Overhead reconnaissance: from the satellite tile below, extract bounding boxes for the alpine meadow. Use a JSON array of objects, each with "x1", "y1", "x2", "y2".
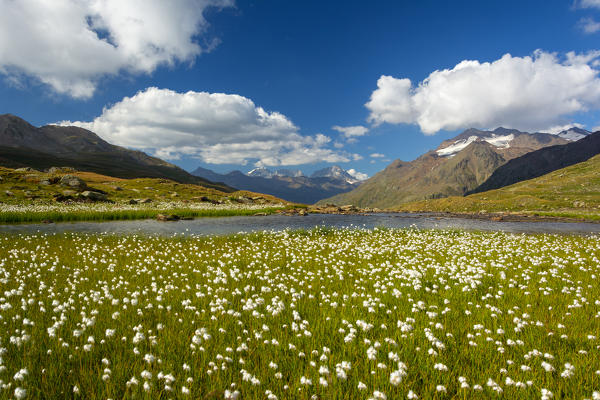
[{"x1": 1, "y1": 1, "x2": 600, "y2": 399}]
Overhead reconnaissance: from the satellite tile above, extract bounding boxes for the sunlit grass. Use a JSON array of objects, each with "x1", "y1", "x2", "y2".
[
  {"x1": 0, "y1": 204, "x2": 284, "y2": 223},
  {"x1": 0, "y1": 228, "x2": 599, "y2": 399}
]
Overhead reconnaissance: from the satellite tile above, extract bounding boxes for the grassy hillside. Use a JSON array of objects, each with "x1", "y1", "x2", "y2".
[
  {"x1": 0, "y1": 145, "x2": 233, "y2": 191},
  {"x1": 396, "y1": 154, "x2": 600, "y2": 220},
  {"x1": 0, "y1": 167, "x2": 287, "y2": 223}
]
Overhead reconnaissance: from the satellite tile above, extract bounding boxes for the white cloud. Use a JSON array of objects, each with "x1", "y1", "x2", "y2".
[
  {"x1": 580, "y1": 17, "x2": 600, "y2": 33},
  {"x1": 577, "y1": 0, "x2": 600, "y2": 8},
  {"x1": 370, "y1": 153, "x2": 385, "y2": 158},
  {"x1": 60, "y1": 87, "x2": 354, "y2": 166},
  {"x1": 366, "y1": 50, "x2": 600, "y2": 134},
  {"x1": 346, "y1": 169, "x2": 368, "y2": 181},
  {"x1": 0, "y1": 0, "x2": 232, "y2": 98},
  {"x1": 332, "y1": 125, "x2": 369, "y2": 139}
]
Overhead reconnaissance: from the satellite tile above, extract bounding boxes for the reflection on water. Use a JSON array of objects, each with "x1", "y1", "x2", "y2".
[{"x1": 0, "y1": 213, "x2": 599, "y2": 236}]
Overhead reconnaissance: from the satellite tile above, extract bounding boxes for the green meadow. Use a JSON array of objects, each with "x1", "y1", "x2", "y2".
[{"x1": 0, "y1": 228, "x2": 598, "y2": 399}]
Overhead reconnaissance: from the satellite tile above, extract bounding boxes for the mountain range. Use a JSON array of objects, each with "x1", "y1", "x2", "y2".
[
  {"x1": 321, "y1": 127, "x2": 588, "y2": 208},
  {"x1": 1, "y1": 113, "x2": 596, "y2": 209},
  {"x1": 191, "y1": 165, "x2": 362, "y2": 204},
  {"x1": 0, "y1": 114, "x2": 233, "y2": 192}
]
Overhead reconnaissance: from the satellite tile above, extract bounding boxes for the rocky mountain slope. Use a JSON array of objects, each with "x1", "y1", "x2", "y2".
[
  {"x1": 471, "y1": 130, "x2": 600, "y2": 194},
  {"x1": 398, "y1": 152, "x2": 600, "y2": 221},
  {"x1": 0, "y1": 114, "x2": 232, "y2": 192},
  {"x1": 321, "y1": 128, "x2": 569, "y2": 208},
  {"x1": 191, "y1": 165, "x2": 361, "y2": 204}
]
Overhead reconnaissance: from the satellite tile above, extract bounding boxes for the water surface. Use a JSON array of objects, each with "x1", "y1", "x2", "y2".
[{"x1": 0, "y1": 213, "x2": 598, "y2": 236}]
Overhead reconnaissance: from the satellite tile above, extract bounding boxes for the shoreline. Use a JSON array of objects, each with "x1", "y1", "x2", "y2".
[{"x1": 281, "y1": 205, "x2": 600, "y2": 224}]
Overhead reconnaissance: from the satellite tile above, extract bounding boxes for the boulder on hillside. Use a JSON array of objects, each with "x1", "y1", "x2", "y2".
[
  {"x1": 48, "y1": 167, "x2": 75, "y2": 174},
  {"x1": 59, "y1": 174, "x2": 87, "y2": 191},
  {"x1": 79, "y1": 191, "x2": 108, "y2": 202}
]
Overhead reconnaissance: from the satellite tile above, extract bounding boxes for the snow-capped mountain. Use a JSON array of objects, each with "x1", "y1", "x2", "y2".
[
  {"x1": 310, "y1": 165, "x2": 363, "y2": 184},
  {"x1": 322, "y1": 127, "x2": 568, "y2": 208},
  {"x1": 435, "y1": 127, "x2": 573, "y2": 158},
  {"x1": 192, "y1": 165, "x2": 362, "y2": 204},
  {"x1": 436, "y1": 133, "x2": 514, "y2": 157},
  {"x1": 551, "y1": 127, "x2": 591, "y2": 142},
  {"x1": 247, "y1": 167, "x2": 304, "y2": 178}
]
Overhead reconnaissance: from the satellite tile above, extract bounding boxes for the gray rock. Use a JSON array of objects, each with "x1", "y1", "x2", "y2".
[
  {"x1": 48, "y1": 167, "x2": 75, "y2": 174},
  {"x1": 59, "y1": 175, "x2": 87, "y2": 190},
  {"x1": 80, "y1": 191, "x2": 108, "y2": 201},
  {"x1": 62, "y1": 190, "x2": 77, "y2": 196},
  {"x1": 15, "y1": 167, "x2": 36, "y2": 172},
  {"x1": 39, "y1": 179, "x2": 51, "y2": 185},
  {"x1": 4, "y1": 190, "x2": 14, "y2": 196},
  {"x1": 128, "y1": 199, "x2": 138, "y2": 204},
  {"x1": 139, "y1": 198, "x2": 152, "y2": 204}
]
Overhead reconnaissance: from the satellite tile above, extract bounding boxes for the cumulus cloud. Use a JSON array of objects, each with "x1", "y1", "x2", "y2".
[
  {"x1": 577, "y1": 0, "x2": 600, "y2": 8},
  {"x1": 60, "y1": 87, "x2": 354, "y2": 166},
  {"x1": 332, "y1": 125, "x2": 369, "y2": 139},
  {"x1": 370, "y1": 153, "x2": 385, "y2": 158},
  {"x1": 0, "y1": 0, "x2": 232, "y2": 98},
  {"x1": 346, "y1": 169, "x2": 368, "y2": 181},
  {"x1": 579, "y1": 17, "x2": 600, "y2": 33},
  {"x1": 366, "y1": 50, "x2": 600, "y2": 134}
]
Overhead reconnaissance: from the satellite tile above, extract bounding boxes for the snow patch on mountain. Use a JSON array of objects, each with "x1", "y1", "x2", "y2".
[
  {"x1": 436, "y1": 134, "x2": 514, "y2": 157},
  {"x1": 310, "y1": 165, "x2": 365, "y2": 184},
  {"x1": 247, "y1": 167, "x2": 304, "y2": 178}
]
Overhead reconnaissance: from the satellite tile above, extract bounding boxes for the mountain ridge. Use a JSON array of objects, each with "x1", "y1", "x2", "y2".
[
  {"x1": 0, "y1": 114, "x2": 233, "y2": 192},
  {"x1": 470, "y1": 130, "x2": 600, "y2": 194},
  {"x1": 192, "y1": 165, "x2": 360, "y2": 204},
  {"x1": 320, "y1": 127, "x2": 569, "y2": 208}
]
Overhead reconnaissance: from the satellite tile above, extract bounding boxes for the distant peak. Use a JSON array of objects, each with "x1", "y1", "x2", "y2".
[
  {"x1": 493, "y1": 127, "x2": 520, "y2": 134},
  {"x1": 310, "y1": 165, "x2": 360, "y2": 184},
  {"x1": 247, "y1": 167, "x2": 304, "y2": 178}
]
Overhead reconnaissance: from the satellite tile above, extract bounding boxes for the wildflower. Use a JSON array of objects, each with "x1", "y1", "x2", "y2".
[
  {"x1": 541, "y1": 388, "x2": 553, "y2": 399},
  {"x1": 14, "y1": 388, "x2": 26, "y2": 400},
  {"x1": 141, "y1": 370, "x2": 152, "y2": 380},
  {"x1": 224, "y1": 389, "x2": 240, "y2": 399},
  {"x1": 541, "y1": 361, "x2": 555, "y2": 372},
  {"x1": 560, "y1": 363, "x2": 574, "y2": 378},
  {"x1": 13, "y1": 368, "x2": 27, "y2": 381},
  {"x1": 300, "y1": 376, "x2": 312, "y2": 386},
  {"x1": 372, "y1": 391, "x2": 387, "y2": 399}
]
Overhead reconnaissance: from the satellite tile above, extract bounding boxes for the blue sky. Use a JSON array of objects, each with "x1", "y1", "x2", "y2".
[{"x1": 1, "y1": 0, "x2": 600, "y2": 178}]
